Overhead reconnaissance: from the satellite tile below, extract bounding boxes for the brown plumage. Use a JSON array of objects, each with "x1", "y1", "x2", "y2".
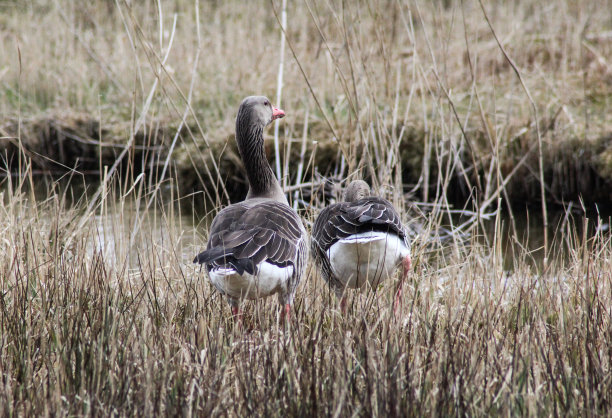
[
  {"x1": 311, "y1": 180, "x2": 411, "y2": 313},
  {"x1": 194, "y1": 96, "x2": 307, "y2": 322}
]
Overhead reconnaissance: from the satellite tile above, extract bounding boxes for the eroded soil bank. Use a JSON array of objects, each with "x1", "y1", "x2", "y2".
[{"x1": 1, "y1": 116, "x2": 611, "y2": 207}]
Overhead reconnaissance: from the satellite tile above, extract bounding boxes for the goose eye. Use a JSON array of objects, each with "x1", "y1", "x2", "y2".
[{"x1": 264, "y1": 101, "x2": 270, "y2": 107}]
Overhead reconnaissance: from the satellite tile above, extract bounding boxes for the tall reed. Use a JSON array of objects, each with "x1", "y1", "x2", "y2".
[{"x1": 0, "y1": 0, "x2": 610, "y2": 415}]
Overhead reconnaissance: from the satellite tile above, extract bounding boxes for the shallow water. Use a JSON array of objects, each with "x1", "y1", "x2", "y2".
[
  {"x1": 478, "y1": 206, "x2": 610, "y2": 270},
  {"x1": 4, "y1": 178, "x2": 610, "y2": 273}
]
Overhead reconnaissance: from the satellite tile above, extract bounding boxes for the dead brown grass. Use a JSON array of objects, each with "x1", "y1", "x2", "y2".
[
  {"x1": 0, "y1": 170, "x2": 610, "y2": 415},
  {"x1": 1, "y1": 0, "x2": 611, "y2": 415}
]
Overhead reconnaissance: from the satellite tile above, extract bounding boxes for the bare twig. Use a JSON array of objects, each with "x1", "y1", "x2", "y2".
[{"x1": 273, "y1": 0, "x2": 287, "y2": 185}]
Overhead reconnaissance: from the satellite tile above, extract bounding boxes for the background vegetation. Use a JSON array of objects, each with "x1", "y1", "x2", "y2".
[
  {"x1": 0, "y1": 0, "x2": 611, "y2": 415},
  {"x1": 2, "y1": 0, "x2": 611, "y2": 204}
]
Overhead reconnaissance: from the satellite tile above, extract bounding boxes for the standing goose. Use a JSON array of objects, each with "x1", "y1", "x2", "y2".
[
  {"x1": 194, "y1": 96, "x2": 307, "y2": 322},
  {"x1": 311, "y1": 180, "x2": 411, "y2": 313}
]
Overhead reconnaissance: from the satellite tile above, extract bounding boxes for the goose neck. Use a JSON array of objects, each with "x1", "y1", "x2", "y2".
[{"x1": 236, "y1": 123, "x2": 280, "y2": 199}]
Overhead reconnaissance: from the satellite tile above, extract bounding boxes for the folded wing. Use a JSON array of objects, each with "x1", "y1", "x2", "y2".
[
  {"x1": 312, "y1": 196, "x2": 407, "y2": 253},
  {"x1": 194, "y1": 200, "x2": 304, "y2": 275}
]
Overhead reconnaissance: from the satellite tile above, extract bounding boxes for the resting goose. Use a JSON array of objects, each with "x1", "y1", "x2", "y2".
[
  {"x1": 194, "y1": 96, "x2": 307, "y2": 322},
  {"x1": 311, "y1": 180, "x2": 411, "y2": 313}
]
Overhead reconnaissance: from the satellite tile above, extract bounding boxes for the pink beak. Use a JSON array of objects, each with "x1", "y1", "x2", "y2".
[{"x1": 272, "y1": 107, "x2": 285, "y2": 120}]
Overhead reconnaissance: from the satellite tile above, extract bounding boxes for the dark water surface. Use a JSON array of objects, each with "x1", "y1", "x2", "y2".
[
  {"x1": 481, "y1": 206, "x2": 610, "y2": 271},
  {"x1": 4, "y1": 177, "x2": 610, "y2": 272}
]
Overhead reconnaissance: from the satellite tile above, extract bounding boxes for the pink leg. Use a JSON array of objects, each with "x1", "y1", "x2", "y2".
[
  {"x1": 231, "y1": 305, "x2": 243, "y2": 328},
  {"x1": 280, "y1": 303, "x2": 291, "y2": 324},
  {"x1": 340, "y1": 295, "x2": 347, "y2": 314},
  {"x1": 394, "y1": 255, "x2": 412, "y2": 316}
]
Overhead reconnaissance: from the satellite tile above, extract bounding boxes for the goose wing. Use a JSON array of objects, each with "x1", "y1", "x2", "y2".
[
  {"x1": 194, "y1": 200, "x2": 305, "y2": 275},
  {"x1": 312, "y1": 197, "x2": 407, "y2": 253}
]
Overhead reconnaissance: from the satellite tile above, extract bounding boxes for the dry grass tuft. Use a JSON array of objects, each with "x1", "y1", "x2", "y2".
[
  {"x1": 1, "y1": 0, "x2": 611, "y2": 415},
  {"x1": 0, "y1": 174, "x2": 610, "y2": 415}
]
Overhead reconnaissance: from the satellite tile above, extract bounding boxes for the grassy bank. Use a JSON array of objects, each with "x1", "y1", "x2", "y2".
[
  {"x1": 1, "y1": 0, "x2": 612, "y2": 415},
  {"x1": 0, "y1": 169, "x2": 611, "y2": 415}
]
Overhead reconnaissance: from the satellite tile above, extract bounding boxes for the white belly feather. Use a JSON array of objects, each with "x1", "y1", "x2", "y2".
[
  {"x1": 328, "y1": 232, "x2": 409, "y2": 290},
  {"x1": 208, "y1": 262, "x2": 293, "y2": 300}
]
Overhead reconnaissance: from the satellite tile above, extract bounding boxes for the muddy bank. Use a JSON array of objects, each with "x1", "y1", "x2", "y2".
[
  {"x1": 0, "y1": 115, "x2": 172, "y2": 178},
  {"x1": 1, "y1": 116, "x2": 611, "y2": 207}
]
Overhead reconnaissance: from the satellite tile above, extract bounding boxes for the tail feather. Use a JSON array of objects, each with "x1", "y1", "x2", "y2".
[
  {"x1": 193, "y1": 247, "x2": 226, "y2": 264},
  {"x1": 193, "y1": 247, "x2": 257, "y2": 275}
]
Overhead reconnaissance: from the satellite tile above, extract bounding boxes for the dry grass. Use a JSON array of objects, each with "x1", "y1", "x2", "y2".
[
  {"x1": 0, "y1": 168, "x2": 611, "y2": 416},
  {"x1": 1, "y1": 0, "x2": 612, "y2": 415}
]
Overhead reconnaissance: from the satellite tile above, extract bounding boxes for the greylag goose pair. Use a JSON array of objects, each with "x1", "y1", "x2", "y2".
[
  {"x1": 194, "y1": 96, "x2": 410, "y2": 322},
  {"x1": 311, "y1": 180, "x2": 412, "y2": 313},
  {"x1": 194, "y1": 96, "x2": 307, "y2": 322}
]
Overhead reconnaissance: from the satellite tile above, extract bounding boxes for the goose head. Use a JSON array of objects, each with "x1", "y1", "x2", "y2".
[
  {"x1": 237, "y1": 96, "x2": 285, "y2": 130},
  {"x1": 343, "y1": 180, "x2": 371, "y2": 202}
]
